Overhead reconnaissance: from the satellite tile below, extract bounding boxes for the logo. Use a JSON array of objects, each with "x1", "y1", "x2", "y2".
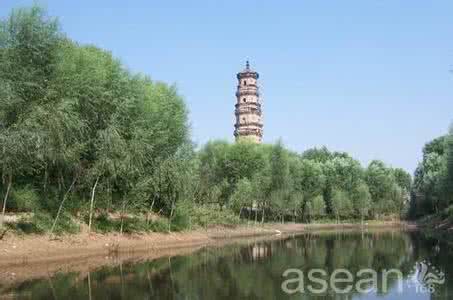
[
  {"x1": 281, "y1": 260, "x2": 446, "y2": 296},
  {"x1": 408, "y1": 260, "x2": 445, "y2": 294}
]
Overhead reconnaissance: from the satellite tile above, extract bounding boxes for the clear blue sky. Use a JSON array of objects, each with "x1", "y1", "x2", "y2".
[{"x1": 2, "y1": 0, "x2": 453, "y2": 173}]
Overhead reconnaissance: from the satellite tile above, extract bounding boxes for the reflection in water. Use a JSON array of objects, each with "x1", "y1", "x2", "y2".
[{"x1": 1, "y1": 230, "x2": 453, "y2": 299}]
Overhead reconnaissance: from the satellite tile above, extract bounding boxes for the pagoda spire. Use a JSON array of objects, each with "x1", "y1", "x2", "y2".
[{"x1": 234, "y1": 62, "x2": 263, "y2": 143}]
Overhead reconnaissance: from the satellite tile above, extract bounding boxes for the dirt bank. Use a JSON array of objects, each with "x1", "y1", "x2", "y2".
[
  {"x1": 417, "y1": 214, "x2": 453, "y2": 232},
  {"x1": 0, "y1": 221, "x2": 413, "y2": 284}
]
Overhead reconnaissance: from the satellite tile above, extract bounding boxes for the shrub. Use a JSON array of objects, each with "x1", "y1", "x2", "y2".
[
  {"x1": 9, "y1": 211, "x2": 80, "y2": 235},
  {"x1": 170, "y1": 201, "x2": 193, "y2": 231},
  {"x1": 38, "y1": 212, "x2": 80, "y2": 235},
  {"x1": 91, "y1": 213, "x2": 117, "y2": 233},
  {"x1": 149, "y1": 218, "x2": 169, "y2": 232},
  {"x1": 189, "y1": 205, "x2": 240, "y2": 228},
  {"x1": 90, "y1": 213, "x2": 170, "y2": 233},
  {"x1": 9, "y1": 185, "x2": 40, "y2": 212}
]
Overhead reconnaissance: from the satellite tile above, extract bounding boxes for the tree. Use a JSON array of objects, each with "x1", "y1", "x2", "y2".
[
  {"x1": 0, "y1": 6, "x2": 63, "y2": 227},
  {"x1": 269, "y1": 140, "x2": 290, "y2": 192},
  {"x1": 393, "y1": 168, "x2": 412, "y2": 194},
  {"x1": 353, "y1": 183, "x2": 371, "y2": 224},
  {"x1": 411, "y1": 151, "x2": 446, "y2": 217},
  {"x1": 390, "y1": 183, "x2": 405, "y2": 218},
  {"x1": 251, "y1": 169, "x2": 271, "y2": 224},
  {"x1": 0, "y1": 4, "x2": 425, "y2": 232},
  {"x1": 288, "y1": 192, "x2": 304, "y2": 222},
  {"x1": 365, "y1": 160, "x2": 404, "y2": 217},
  {"x1": 230, "y1": 178, "x2": 253, "y2": 218},
  {"x1": 322, "y1": 156, "x2": 362, "y2": 216},
  {"x1": 311, "y1": 195, "x2": 326, "y2": 220},
  {"x1": 331, "y1": 189, "x2": 353, "y2": 223},
  {"x1": 0, "y1": 130, "x2": 31, "y2": 227},
  {"x1": 291, "y1": 158, "x2": 325, "y2": 199},
  {"x1": 444, "y1": 127, "x2": 453, "y2": 206},
  {"x1": 270, "y1": 189, "x2": 288, "y2": 223}
]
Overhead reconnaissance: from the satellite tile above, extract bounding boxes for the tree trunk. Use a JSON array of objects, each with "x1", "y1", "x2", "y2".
[
  {"x1": 107, "y1": 180, "x2": 112, "y2": 211},
  {"x1": 120, "y1": 195, "x2": 127, "y2": 235},
  {"x1": 88, "y1": 176, "x2": 100, "y2": 233},
  {"x1": 147, "y1": 197, "x2": 156, "y2": 225},
  {"x1": 59, "y1": 170, "x2": 65, "y2": 194},
  {"x1": 261, "y1": 204, "x2": 265, "y2": 224},
  {"x1": 0, "y1": 175, "x2": 12, "y2": 228},
  {"x1": 43, "y1": 167, "x2": 48, "y2": 195},
  {"x1": 150, "y1": 197, "x2": 156, "y2": 212},
  {"x1": 50, "y1": 175, "x2": 77, "y2": 237},
  {"x1": 168, "y1": 201, "x2": 175, "y2": 233}
]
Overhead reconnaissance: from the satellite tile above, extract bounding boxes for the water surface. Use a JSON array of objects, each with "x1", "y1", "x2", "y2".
[{"x1": 2, "y1": 229, "x2": 452, "y2": 299}]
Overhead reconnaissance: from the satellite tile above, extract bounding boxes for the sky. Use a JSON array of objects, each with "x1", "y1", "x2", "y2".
[{"x1": 2, "y1": 0, "x2": 453, "y2": 173}]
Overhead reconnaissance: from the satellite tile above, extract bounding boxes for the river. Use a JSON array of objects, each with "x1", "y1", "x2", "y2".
[{"x1": 1, "y1": 229, "x2": 451, "y2": 299}]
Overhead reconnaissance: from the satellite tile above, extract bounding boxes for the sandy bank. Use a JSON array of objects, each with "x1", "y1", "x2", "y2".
[{"x1": 0, "y1": 221, "x2": 414, "y2": 284}]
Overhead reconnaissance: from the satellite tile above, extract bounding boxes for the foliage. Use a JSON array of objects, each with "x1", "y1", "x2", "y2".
[
  {"x1": 10, "y1": 211, "x2": 79, "y2": 235},
  {"x1": 188, "y1": 205, "x2": 241, "y2": 228},
  {"x1": 0, "y1": 5, "x2": 413, "y2": 233},
  {"x1": 353, "y1": 183, "x2": 372, "y2": 221},
  {"x1": 0, "y1": 5, "x2": 188, "y2": 232},
  {"x1": 230, "y1": 178, "x2": 253, "y2": 217},
  {"x1": 410, "y1": 125, "x2": 453, "y2": 220},
  {"x1": 331, "y1": 189, "x2": 353, "y2": 221},
  {"x1": 89, "y1": 213, "x2": 170, "y2": 233},
  {"x1": 311, "y1": 195, "x2": 326, "y2": 219},
  {"x1": 9, "y1": 185, "x2": 40, "y2": 212}
]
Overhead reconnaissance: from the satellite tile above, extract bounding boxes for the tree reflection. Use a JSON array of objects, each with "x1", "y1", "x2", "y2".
[{"x1": 3, "y1": 230, "x2": 453, "y2": 299}]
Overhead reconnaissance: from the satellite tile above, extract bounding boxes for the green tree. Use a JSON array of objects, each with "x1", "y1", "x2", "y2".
[
  {"x1": 311, "y1": 195, "x2": 326, "y2": 220},
  {"x1": 331, "y1": 189, "x2": 353, "y2": 222},
  {"x1": 266, "y1": 140, "x2": 290, "y2": 222},
  {"x1": 230, "y1": 178, "x2": 253, "y2": 218},
  {"x1": 353, "y1": 183, "x2": 372, "y2": 224},
  {"x1": 444, "y1": 127, "x2": 453, "y2": 206}
]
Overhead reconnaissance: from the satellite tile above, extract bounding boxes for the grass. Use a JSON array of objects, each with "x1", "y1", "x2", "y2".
[
  {"x1": 5, "y1": 206, "x2": 240, "y2": 236},
  {"x1": 7, "y1": 211, "x2": 80, "y2": 235},
  {"x1": 87, "y1": 213, "x2": 170, "y2": 234},
  {"x1": 4, "y1": 205, "x2": 405, "y2": 237}
]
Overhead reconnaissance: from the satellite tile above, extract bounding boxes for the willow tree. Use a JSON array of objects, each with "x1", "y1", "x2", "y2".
[
  {"x1": 230, "y1": 178, "x2": 254, "y2": 219},
  {"x1": 353, "y1": 183, "x2": 372, "y2": 224},
  {"x1": 0, "y1": 5, "x2": 191, "y2": 232},
  {"x1": 0, "y1": 6, "x2": 63, "y2": 226},
  {"x1": 445, "y1": 127, "x2": 453, "y2": 207},
  {"x1": 331, "y1": 189, "x2": 353, "y2": 223},
  {"x1": 311, "y1": 195, "x2": 326, "y2": 220},
  {"x1": 0, "y1": 130, "x2": 32, "y2": 227}
]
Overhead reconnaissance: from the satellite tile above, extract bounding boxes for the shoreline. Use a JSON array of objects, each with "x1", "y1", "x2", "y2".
[
  {"x1": 0, "y1": 221, "x2": 414, "y2": 266},
  {"x1": 0, "y1": 221, "x2": 414, "y2": 284}
]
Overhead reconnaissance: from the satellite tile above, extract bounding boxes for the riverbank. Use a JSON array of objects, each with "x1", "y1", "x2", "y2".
[
  {"x1": 415, "y1": 213, "x2": 453, "y2": 247},
  {"x1": 417, "y1": 213, "x2": 453, "y2": 231},
  {"x1": 0, "y1": 221, "x2": 415, "y2": 287},
  {"x1": 0, "y1": 221, "x2": 415, "y2": 297},
  {"x1": 0, "y1": 221, "x2": 413, "y2": 268}
]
